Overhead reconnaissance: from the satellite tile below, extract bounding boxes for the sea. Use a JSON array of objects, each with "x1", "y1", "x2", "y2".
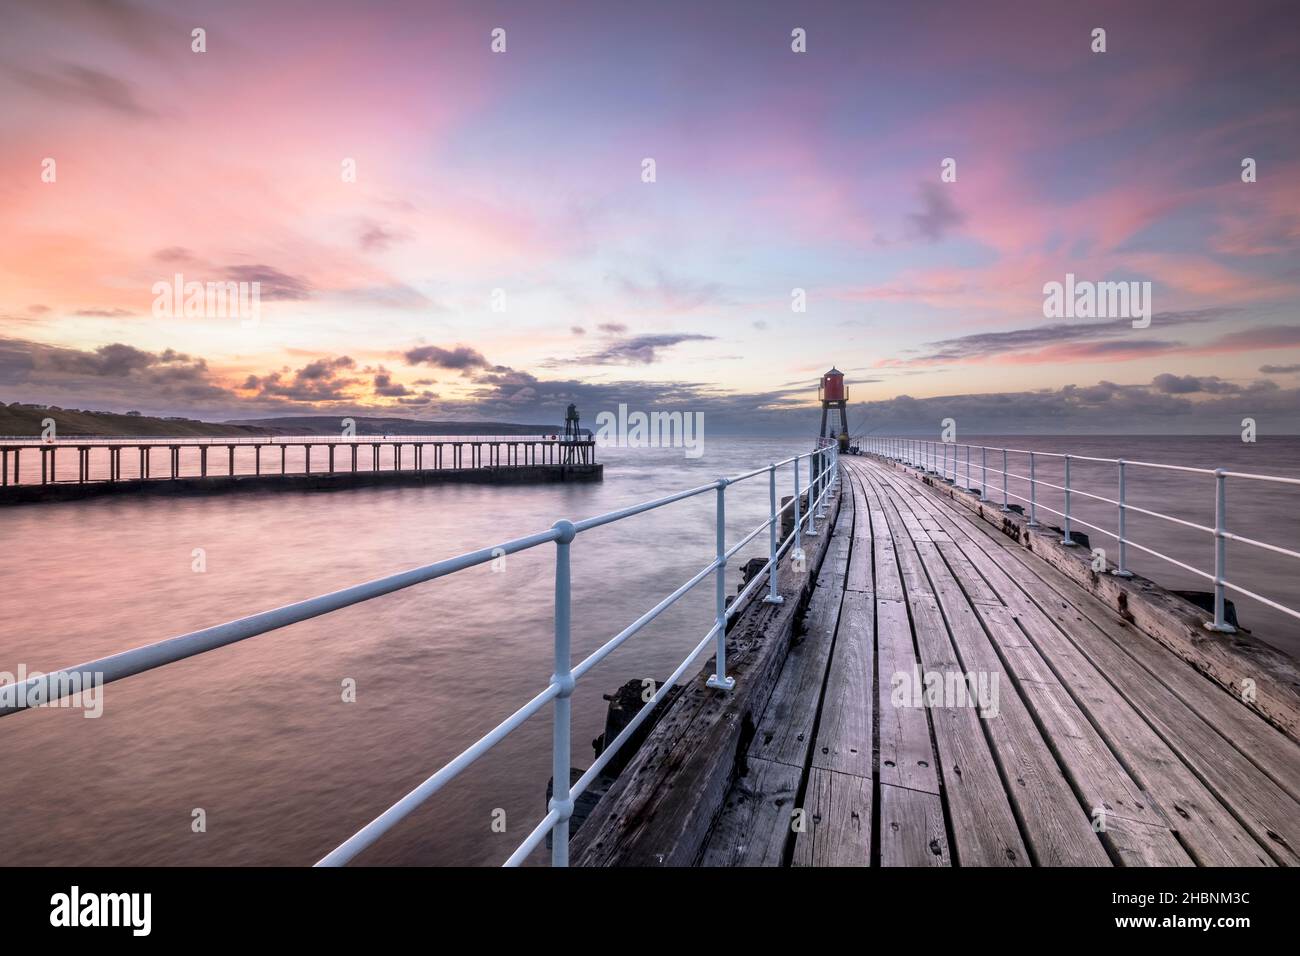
[{"x1": 1, "y1": 434, "x2": 1296, "y2": 865}]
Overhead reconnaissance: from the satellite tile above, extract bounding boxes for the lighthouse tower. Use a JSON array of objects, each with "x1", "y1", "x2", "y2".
[
  {"x1": 561, "y1": 403, "x2": 587, "y2": 464},
  {"x1": 819, "y1": 367, "x2": 850, "y2": 451}
]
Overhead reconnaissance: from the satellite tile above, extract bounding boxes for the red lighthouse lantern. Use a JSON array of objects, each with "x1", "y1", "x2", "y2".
[
  {"x1": 820, "y1": 368, "x2": 845, "y2": 403},
  {"x1": 818, "y1": 367, "x2": 850, "y2": 450}
]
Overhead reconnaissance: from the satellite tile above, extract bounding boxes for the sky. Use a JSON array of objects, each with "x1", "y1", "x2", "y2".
[{"x1": 1, "y1": 0, "x2": 1299, "y2": 434}]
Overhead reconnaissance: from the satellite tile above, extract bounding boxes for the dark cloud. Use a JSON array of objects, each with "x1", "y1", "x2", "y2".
[
  {"x1": 48, "y1": 342, "x2": 161, "y2": 377},
  {"x1": 242, "y1": 356, "x2": 358, "y2": 402},
  {"x1": 913, "y1": 309, "x2": 1232, "y2": 363},
  {"x1": 1151, "y1": 373, "x2": 1240, "y2": 395},
  {"x1": 597, "y1": 322, "x2": 628, "y2": 334},
  {"x1": 554, "y1": 333, "x2": 715, "y2": 366},
  {"x1": 404, "y1": 345, "x2": 490, "y2": 371},
  {"x1": 17, "y1": 0, "x2": 188, "y2": 58},
  {"x1": 153, "y1": 247, "x2": 195, "y2": 264},
  {"x1": 571, "y1": 326, "x2": 586, "y2": 335},
  {"x1": 358, "y1": 221, "x2": 410, "y2": 252},
  {"x1": 7, "y1": 63, "x2": 156, "y2": 117},
  {"x1": 372, "y1": 368, "x2": 411, "y2": 397},
  {"x1": 1261, "y1": 364, "x2": 1300, "y2": 374},
  {"x1": 907, "y1": 182, "x2": 965, "y2": 242},
  {"x1": 72, "y1": 308, "x2": 134, "y2": 318},
  {"x1": 0, "y1": 337, "x2": 235, "y2": 411},
  {"x1": 223, "y1": 265, "x2": 312, "y2": 301}
]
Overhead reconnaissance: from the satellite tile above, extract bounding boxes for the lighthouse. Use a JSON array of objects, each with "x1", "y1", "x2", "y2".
[{"x1": 819, "y1": 367, "x2": 850, "y2": 451}]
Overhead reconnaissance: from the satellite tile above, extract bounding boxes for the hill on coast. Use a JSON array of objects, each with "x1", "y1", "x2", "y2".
[
  {"x1": 224, "y1": 415, "x2": 570, "y2": 436},
  {"x1": 0, "y1": 403, "x2": 274, "y2": 438},
  {"x1": 0, "y1": 404, "x2": 573, "y2": 438}
]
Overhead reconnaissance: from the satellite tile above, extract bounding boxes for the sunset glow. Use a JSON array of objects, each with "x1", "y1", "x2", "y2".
[{"x1": 2, "y1": 0, "x2": 1298, "y2": 432}]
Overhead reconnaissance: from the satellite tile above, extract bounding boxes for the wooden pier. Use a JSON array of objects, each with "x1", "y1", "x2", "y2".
[
  {"x1": 0, "y1": 436, "x2": 600, "y2": 504},
  {"x1": 573, "y1": 455, "x2": 1300, "y2": 867}
]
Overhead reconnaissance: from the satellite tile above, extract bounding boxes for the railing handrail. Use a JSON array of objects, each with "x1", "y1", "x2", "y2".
[
  {"x1": 863, "y1": 437, "x2": 1300, "y2": 629},
  {"x1": 0, "y1": 441, "x2": 841, "y2": 869},
  {"x1": 0, "y1": 434, "x2": 592, "y2": 446}
]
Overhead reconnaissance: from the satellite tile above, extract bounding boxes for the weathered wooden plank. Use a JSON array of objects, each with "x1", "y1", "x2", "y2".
[
  {"x1": 936, "y1": 540, "x2": 1001, "y2": 606},
  {"x1": 880, "y1": 783, "x2": 951, "y2": 866},
  {"x1": 810, "y1": 591, "x2": 874, "y2": 777},
  {"x1": 872, "y1": 520, "x2": 904, "y2": 601},
  {"x1": 791, "y1": 768, "x2": 871, "y2": 867},
  {"x1": 844, "y1": 543, "x2": 874, "y2": 594},
  {"x1": 877, "y1": 598, "x2": 941, "y2": 795},
  {"x1": 1102, "y1": 815, "x2": 1196, "y2": 867},
  {"x1": 699, "y1": 756, "x2": 802, "y2": 866},
  {"x1": 844, "y1": 483, "x2": 873, "y2": 592},
  {"x1": 750, "y1": 526, "x2": 850, "y2": 768}
]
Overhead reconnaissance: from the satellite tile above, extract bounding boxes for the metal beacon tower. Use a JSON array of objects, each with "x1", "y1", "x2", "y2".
[{"x1": 819, "y1": 367, "x2": 850, "y2": 451}]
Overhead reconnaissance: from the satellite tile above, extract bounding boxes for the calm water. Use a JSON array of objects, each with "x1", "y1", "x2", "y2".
[{"x1": 1, "y1": 435, "x2": 1296, "y2": 866}]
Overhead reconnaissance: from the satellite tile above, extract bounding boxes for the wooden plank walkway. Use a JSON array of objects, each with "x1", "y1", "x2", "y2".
[{"x1": 699, "y1": 455, "x2": 1300, "y2": 866}]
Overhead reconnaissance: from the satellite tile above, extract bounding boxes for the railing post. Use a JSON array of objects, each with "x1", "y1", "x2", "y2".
[
  {"x1": 1028, "y1": 452, "x2": 1038, "y2": 527},
  {"x1": 965, "y1": 444, "x2": 971, "y2": 491},
  {"x1": 1206, "y1": 469, "x2": 1236, "y2": 633},
  {"x1": 707, "y1": 479, "x2": 736, "y2": 691},
  {"x1": 764, "y1": 463, "x2": 784, "y2": 605},
  {"x1": 794, "y1": 454, "x2": 803, "y2": 560},
  {"x1": 806, "y1": 453, "x2": 820, "y2": 536},
  {"x1": 1061, "y1": 455, "x2": 1075, "y2": 546},
  {"x1": 1001, "y1": 448, "x2": 1010, "y2": 512},
  {"x1": 980, "y1": 447, "x2": 988, "y2": 501},
  {"x1": 815, "y1": 448, "x2": 827, "y2": 518},
  {"x1": 548, "y1": 519, "x2": 577, "y2": 865},
  {"x1": 1114, "y1": 460, "x2": 1132, "y2": 576}
]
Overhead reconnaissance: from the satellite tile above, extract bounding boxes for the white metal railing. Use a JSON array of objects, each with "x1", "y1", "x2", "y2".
[
  {"x1": 862, "y1": 437, "x2": 1300, "y2": 632},
  {"x1": 0, "y1": 443, "x2": 839, "y2": 866}
]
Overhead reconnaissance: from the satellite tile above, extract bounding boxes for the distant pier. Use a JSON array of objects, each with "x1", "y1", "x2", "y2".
[{"x1": 0, "y1": 435, "x2": 600, "y2": 504}]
